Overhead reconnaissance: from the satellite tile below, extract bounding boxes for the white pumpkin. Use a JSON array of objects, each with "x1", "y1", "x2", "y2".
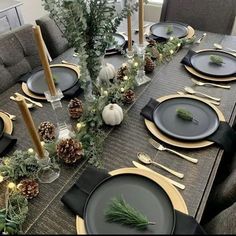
[
  {"x1": 99, "y1": 63, "x2": 116, "y2": 83},
  {"x1": 102, "y1": 103, "x2": 123, "y2": 126}
]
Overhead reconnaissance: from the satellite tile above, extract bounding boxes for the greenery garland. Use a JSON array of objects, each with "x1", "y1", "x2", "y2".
[{"x1": 0, "y1": 36, "x2": 194, "y2": 234}]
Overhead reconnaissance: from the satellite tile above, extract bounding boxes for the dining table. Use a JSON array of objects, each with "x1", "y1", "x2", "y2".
[{"x1": 0, "y1": 20, "x2": 236, "y2": 234}]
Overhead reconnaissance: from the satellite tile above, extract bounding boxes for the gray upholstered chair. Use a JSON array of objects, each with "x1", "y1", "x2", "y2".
[
  {"x1": 203, "y1": 202, "x2": 236, "y2": 234},
  {"x1": 36, "y1": 15, "x2": 69, "y2": 59},
  {"x1": 0, "y1": 24, "x2": 41, "y2": 93},
  {"x1": 160, "y1": 0, "x2": 236, "y2": 35}
]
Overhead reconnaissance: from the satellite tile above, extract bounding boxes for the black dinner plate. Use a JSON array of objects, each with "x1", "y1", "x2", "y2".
[
  {"x1": 190, "y1": 50, "x2": 236, "y2": 77},
  {"x1": 106, "y1": 33, "x2": 126, "y2": 54},
  {"x1": 27, "y1": 66, "x2": 79, "y2": 95},
  {"x1": 83, "y1": 174, "x2": 175, "y2": 234},
  {"x1": 153, "y1": 97, "x2": 220, "y2": 141},
  {"x1": 150, "y1": 22, "x2": 188, "y2": 39},
  {"x1": 0, "y1": 117, "x2": 4, "y2": 138}
]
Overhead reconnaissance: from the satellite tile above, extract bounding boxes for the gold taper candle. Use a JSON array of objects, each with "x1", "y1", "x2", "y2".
[
  {"x1": 127, "y1": 11, "x2": 132, "y2": 51},
  {"x1": 15, "y1": 96, "x2": 45, "y2": 159},
  {"x1": 33, "y1": 25, "x2": 57, "y2": 96},
  {"x1": 138, "y1": 0, "x2": 144, "y2": 44}
]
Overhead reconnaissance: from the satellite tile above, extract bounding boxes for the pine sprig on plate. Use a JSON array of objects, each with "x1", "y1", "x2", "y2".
[
  {"x1": 209, "y1": 55, "x2": 224, "y2": 65},
  {"x1": 176, "y1": 108, "x2": 198, "y2": 124},
  {"x1": 105, "y1": 196, "x2": 156, "y2": 231}
]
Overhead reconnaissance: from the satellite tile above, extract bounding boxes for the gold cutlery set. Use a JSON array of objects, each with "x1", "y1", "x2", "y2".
[
  {"x1": 10, "y1": 93, "x2": 43, "y2": 108},
  {"x1": 3, "y1": 93, "x2": 43, "y2": 121},
  {"x1": 177, "y1": 78, "x2": 231, "y2": 106}
]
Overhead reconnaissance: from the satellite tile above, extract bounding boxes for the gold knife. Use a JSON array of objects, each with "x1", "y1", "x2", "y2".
[
  {"x1": 14, "y1": 92, "x2": 43, "y2": 108},
  {"x1": 132, "y1": 161, "x2": 185, "y2": 190}
]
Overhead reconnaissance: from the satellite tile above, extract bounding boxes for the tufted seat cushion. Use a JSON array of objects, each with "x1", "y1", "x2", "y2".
[{"x1": 0, "y1": 24, "x2": 41, "y2": 93}]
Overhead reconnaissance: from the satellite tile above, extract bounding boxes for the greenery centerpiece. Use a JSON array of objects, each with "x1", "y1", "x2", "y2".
[{"x1": 42, "y1": 0, "x2": 138, "y2": 101}]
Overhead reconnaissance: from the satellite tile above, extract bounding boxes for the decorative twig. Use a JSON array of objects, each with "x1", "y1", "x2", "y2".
[
  {"x1": 176, "y1": 108, "x2": 199, "y2": 124},
  {"x1": 105, "y1": 196, "x2": 156, "y2": 231}
]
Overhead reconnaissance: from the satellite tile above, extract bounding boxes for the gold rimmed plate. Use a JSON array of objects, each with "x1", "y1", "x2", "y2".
[
  {"x1": 144, "y1": 94, "x2": 225, "y2": 149},
  {"x1": 0, "y1": 112, "x2": 13, "y2": 135},
  {"x1": 76, "y1": 167, "x2": 188, "y2": 234},
  {"x1": 21, "y1": 64, "x2": 80, "y2": 100},
  {"x1": 184, "y1": 49, "x2": 236, "y2": 82}
]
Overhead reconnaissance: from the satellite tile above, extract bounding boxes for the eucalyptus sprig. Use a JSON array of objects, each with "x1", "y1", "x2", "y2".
[
  {"x1": 105, "y1": 196, "x2": 156, "y2": 231},
  {"x1": 210, "y1": 55, "x2": 224, "y2": 66},
  {"x1": 176, "y1": 108, "x2": 198, "y2": 124}
]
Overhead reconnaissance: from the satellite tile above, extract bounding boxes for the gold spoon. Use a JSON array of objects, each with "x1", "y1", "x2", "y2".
[
  {"x1": 184, "y1": 86, "x2": 221, "y2": 101},
  {"x1": 213, "y1": 43, "x2": 236, "y2": 53},
  {"x1": 137, "y1": 152, "x2": 184, "y2": 179},
  {"x1": 10, "y1": 96, "x2": 35, "y2": 109}
]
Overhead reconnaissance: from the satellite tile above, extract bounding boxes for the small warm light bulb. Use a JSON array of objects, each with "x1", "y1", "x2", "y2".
[
  {"x1": 170, "y1": 50, "x2": 174, "y2": 55},
  {"x1": 28, "y1": 148, "x2": 34, "y2": 154},
  {"x1": 169, "y1": 36, "x2": 174, "y2": 41},
  {"x1": 177, "y1": 43, "x2": 181, "y2": 47},
  {"x1": 8, "y1": 182, "x2": 16, "y2": 189},
  {"x1": 123, "y1": 76, "x2": 128, "y2": 81},
  {"x1": 134, "y1": 62, "x2": 138, "y2": 67},
  {"x1": 41, "y1": 141, "x2": 45, "y2": 147},
  {"x1": 120, "y1": 88, "x2": 125, "y2": 92},
  {"x1": 0, "y1": 175, "x2": 4, "y2": 183},
  {"x1": 103, "y1": 91, "x2": 108, "y2": 96}
]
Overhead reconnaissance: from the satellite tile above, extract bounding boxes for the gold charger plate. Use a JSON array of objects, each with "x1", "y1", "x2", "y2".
[
  {"x1": 21, "y1": 64, "x2": 81, "y2": 100},
  {"x1": 184, "y1": 49, "x2": 236, "y2": 82},
  {"x1": 145, "y1": 94, "x2": 225, "y2": 149},
  {"x1": 0, "y1": 112, "x2": 13, "y2": 134},
  {"x1": 76, "y1": 167, "x2": 188, "y2": 234}
]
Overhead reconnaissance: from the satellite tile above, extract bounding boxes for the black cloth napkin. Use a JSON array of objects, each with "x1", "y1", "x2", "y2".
[
  {"x1": 180, "y1": 50, "x2": 197, "y2": 67},
  {"x1": 0, "y1": 133, "x2": 17, "y2": 157},
  {"x1": 61, "y1": 166, "x2": 206, "y2": 234},
  {"x1": 141, "y1": 98, "x2": 236, "y2": 154}
]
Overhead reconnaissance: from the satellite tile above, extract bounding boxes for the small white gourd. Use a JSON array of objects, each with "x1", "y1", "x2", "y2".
[
  {"x1": 102, "y1": 103, "x2": 123, "y2": 126},
  {"x1": 99, "y1": 63, "x2": 116, "y2": 84}
]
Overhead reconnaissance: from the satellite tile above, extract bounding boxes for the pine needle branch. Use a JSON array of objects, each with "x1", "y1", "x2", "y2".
[{"x1": 105, "y1": 196, "x2": 155, "y2": 231}]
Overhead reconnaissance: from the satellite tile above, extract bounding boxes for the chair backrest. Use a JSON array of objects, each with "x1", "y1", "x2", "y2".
[
  {"x1": 36, "y1": 15, "x2": 69, "y2": 59},
  {"x1": 203, "y1": 202, "x2": 236, "y2": 234},
  {"x1": 160, "y1": 0, "x2": 236, "y2": 35},
  {"x1": 0, "y1": 24, "x2": 41, "y2": 93}
]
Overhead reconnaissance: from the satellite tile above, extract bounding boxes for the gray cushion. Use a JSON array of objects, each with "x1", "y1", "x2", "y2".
[
  {"x1": 36, "y1": 15, "x2": 69, "y2": 59},
  {"x1": 0, "y1": 24, "x2": 41, "y2": 93},
  {"x1": 160, "y1": 0, "x2": 236, "y2": 35},
  {"x1": 204, "y1": 203, "x2": 236, "y2": 234}
]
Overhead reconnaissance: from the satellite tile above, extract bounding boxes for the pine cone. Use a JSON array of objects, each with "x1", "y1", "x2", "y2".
[
  {"x1": 116, "y1": 65, "x2": 128, "y2": 81},
  {"x1": 151, "y1": 47, "x2": 160, "y2": 60},
  {"x1": 56, "y1": 138, "x2": 84, "y2": 164},
  {"x1": 145, "y1": 56, "x2": 155, "y2": 73},
  {"x1": 68, "y1": 98, "x2": 83, "y2": 119},
  {"x1": 123, "y1": 90, "x2": 135, "y2": 104},
  {"x1": 147, "y1": 38, "x2": 157, "y2": 46},
  {"x1": 38, "y1": 121, "x2": 56, "y2": 141},
  {"x1": 18, "y1": 179, "x2": 39, "y2": 199}
]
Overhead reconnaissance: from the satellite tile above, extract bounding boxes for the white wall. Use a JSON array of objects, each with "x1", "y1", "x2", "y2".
[
  {"x1": 19, "y1": 0, "x2": 236, "y2": 35},
  {"x1": 20, "y1": 0, "x2": 47, "y2": 25}
]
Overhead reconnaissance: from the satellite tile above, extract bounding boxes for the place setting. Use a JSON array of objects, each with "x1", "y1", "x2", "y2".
[
  {"x1": 61, "y1": 165, "x2": 206, "y2": 235},
  {"x1": 145, "y1": 21, "x2": 195, "y2": 42},
  {"x1": 140, "y1": 94, "x2": 236, "y2": 153},
  {"x1": 181, "y1": 48, "x2": 236, "y2": 82}
]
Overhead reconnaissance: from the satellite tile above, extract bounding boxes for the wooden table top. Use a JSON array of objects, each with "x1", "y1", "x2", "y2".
[{"x1": 0, "y1": 24, "x2": 236, "y2": 234}]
